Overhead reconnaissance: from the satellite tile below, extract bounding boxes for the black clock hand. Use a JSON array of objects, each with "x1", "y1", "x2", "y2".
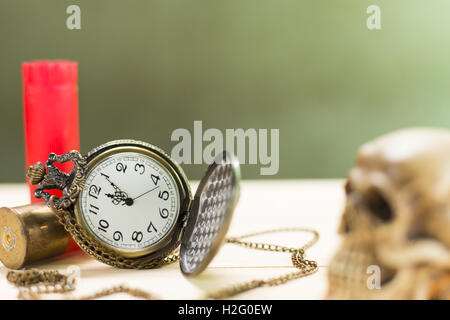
[
  {"x1": 122, "y1": 186, "x2": 160, "y2": 206},
  {"x1": 133, "y1": 185, "x2": 160, "y2": 201},
  {"x1": 103, "y1": 175, "x2": 121, "y2": 192},
  {"x1": 106, "y1": 191, "x2": 129, "y2": 205},
  {"x1": 101, "y1": 174, "x2": 129, "y2": 205}
]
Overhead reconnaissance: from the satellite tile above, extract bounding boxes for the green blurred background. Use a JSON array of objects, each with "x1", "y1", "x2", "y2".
[{"x1": 1, "y1": 0, "x2": 449, "y2": 181}]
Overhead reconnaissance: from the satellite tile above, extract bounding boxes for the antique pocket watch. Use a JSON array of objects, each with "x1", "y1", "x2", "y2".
[{"x1": 27, "y1": 140, "x2": 240, "y2": 275}]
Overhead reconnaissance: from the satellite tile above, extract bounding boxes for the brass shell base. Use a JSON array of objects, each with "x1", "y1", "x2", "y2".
[{"x1": 0, "y1": 203, "x2": 69, "y2": 269}]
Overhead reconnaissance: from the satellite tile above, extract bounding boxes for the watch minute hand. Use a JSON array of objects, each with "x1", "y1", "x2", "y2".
[
  {"x1": 108, "y1": 179, "x2": 120, "y2": 191},
  {"x1": 102, "y1": 174, "x2": 122, "y2": 192}
]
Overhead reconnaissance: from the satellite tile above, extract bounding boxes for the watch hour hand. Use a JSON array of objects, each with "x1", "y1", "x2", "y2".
[
  {"x1": 106, "y1": 191, "x2": 129, "y2": 206},
  {"x1": 101, "y1": 174, "x2": 132, "y2": 206}
]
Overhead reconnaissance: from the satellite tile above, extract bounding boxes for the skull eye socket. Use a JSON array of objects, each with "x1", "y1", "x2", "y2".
[
  {"x1": 344, "y1": 181, "x2": 352, "y2": 195},
  {"x1": 363, "y1": 189, "x2": 394, "y2": 223}
]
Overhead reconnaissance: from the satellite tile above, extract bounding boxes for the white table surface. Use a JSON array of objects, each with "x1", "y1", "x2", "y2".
[{"x1": 0, "y1": 180, "x2": 345, "y2": 300}]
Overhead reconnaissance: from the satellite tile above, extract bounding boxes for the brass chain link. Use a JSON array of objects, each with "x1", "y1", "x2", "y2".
[
  {"x1": 6, "y1": 269, "x2": 161, "y2": 300},
  {"x1": 7, "y1": 227, "x2": 319, "y2": 300},
  {"x1": 207, "y1": 228, "x2": 319, "y2": 299}
]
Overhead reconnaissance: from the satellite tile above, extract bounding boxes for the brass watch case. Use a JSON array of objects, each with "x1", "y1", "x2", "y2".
[
  {"x1": 73, "y1": 140, "x2": 192, "y2": 260},
  {"x1": 27, "y1": 140, "x2": 241, "y2": 272}
]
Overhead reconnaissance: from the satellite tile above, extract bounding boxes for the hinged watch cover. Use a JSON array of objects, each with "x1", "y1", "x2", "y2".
[{"x1": 180, "y1": 151, "x2": 240, "y2": 276}]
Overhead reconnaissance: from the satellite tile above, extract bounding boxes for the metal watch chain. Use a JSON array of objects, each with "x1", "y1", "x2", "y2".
[{"x1": 7, "y1": 228, "x2": 319, "y2": 300}]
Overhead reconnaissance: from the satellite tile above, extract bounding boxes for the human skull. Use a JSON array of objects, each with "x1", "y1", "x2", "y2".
[{"x1": 327, "y1": 128, "x2": 450, "y2": 299}]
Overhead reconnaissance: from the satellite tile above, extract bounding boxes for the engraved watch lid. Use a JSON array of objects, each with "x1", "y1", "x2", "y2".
[{"x1": 179, "y1": 151, "x2": 240, "y2": 276}]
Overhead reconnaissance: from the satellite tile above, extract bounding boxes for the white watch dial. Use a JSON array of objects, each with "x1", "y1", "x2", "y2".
[{"x1": 79, "y1": 151, "x2": 181, "y2": 254}]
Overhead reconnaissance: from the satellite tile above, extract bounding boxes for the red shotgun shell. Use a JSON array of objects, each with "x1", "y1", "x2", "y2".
[{"x1": 22, "y1": 60, "x2": 80, "y2": 252}]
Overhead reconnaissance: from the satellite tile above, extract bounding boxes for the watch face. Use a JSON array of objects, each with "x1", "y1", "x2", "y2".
[{"x1": 77, "y1": 148, "x2": 182, "y2": 258}]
